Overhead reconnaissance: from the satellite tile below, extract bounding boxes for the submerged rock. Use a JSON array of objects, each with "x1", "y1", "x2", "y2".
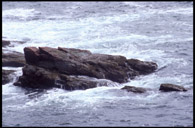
[
  {"x1": 2, "y1": 69, "x2": 15, "y2": 85},
  {"x1": 159, "y1": 83, "x2": 187, "y2": 92},
  {"x1": 2, "y1": 40, "x2": 10, "y2": 47},
  {"x1": 3, "y1": 39, "x2": 27, "y2": 48},
  {"x1": 2, "y1": 52, "x2": 25, "y2": 67},
  {"x1": 121, "y1": 85, "x2": 147, "y2": 93}
]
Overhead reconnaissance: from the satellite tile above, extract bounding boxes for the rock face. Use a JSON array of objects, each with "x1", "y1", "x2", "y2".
[
  {"x1": 121, "y1": 86, "x2": 147, "y2": 93},
  {"x1": 2, "y1": 52, "x2": 25, "y2": 67},
  {"x1": 159, "y1": 83, "x2": 187, "y2": 92},
  {"x1": 14, "y1": 47, "x2": 158, "y2": 90},
  {"x1": 14, "y1": 65, "x2": 109, "y2": 90},
  {"x1": 127, "y1": 59, "x2": 158, "y2": 75},
  {"x1": 23, "y1": 47, "x2": 157, "y2": 83},
  {"x1": 2, "y1": 69, "x2": 15, "y2": 85}
]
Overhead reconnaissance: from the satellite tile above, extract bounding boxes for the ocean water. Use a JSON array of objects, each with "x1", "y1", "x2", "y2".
[{"x1": 2, "y1": 2, "x2": 193, "y2": 127}]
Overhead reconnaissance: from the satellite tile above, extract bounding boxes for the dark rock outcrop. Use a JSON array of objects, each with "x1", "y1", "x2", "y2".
[
  {"x1": 2, "y1": 69, "x2": 15, "y2": 84},
  {"x1": 2, "y1": 52, "x2": 25, "y2": 67},
  {"x1": 127, "y1": 59, "x2": 158, "y2": 75},
  {"x1": 14, "y1": 65, "x2": 109, "y2": 90},
  {"x1": 23, "y1": 47, "x2": 157, "y2": 83},
  {"x1": 121, "y1": 85, "x2": 147, "y2": 93},
  {"x1": 159, "y1": 83, "x2": 187, "y2": 92},
  {"x1": 2, "y1": 40, "x2": 10, "y2": 47},
  {"x1": 14, "y1": 46, "x2": 158, "y2": 90}
]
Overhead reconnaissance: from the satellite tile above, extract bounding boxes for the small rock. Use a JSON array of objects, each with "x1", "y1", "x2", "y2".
[
  {"x1": 159, "y1": 83, "x2": 187, "y2": 92},
  {"x1": 2, "y1": 51, "x2": 25, "y2": 67},
  {"x1": 121, "y1": 85, "x2": 147, "y2": 93},
  {"x1": 2, "y1": 40, "x2": 10, "y2": 47}
]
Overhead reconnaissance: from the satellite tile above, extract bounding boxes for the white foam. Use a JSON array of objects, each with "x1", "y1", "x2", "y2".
[
  {"x1": 160, "y1": 7, "x2": 193, "y2": 15},
  {"x1": 2, "y1": 11, "x2": 142, "y2": 53},
  {"x1": 157, "y1": 56, "x2": 188, "y2": 71},
  {"x1": 2, "y1": 67, "x2": 22, "y2": 71},
  {"x1": 124, "y1": 72, "x2": 192, "y2": 89},
  {"x1": 3, "y1": 8, "x2": 41, "y2": 20},
  {"x1": 123, "y1": 2, "x2": 146, "y2": 8},
  {"x1": 16, "y1": 86, "x2": 126, "y2": 109},
  {"x1": 3, "y1": 83, "x2": 24, "y2": 94},
  {"x1": 2, "y1": 8, "x2": 181, "y2": 63}
]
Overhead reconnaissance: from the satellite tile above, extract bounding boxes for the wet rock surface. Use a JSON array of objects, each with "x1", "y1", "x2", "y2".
[
  {"x1": 159, "y1": 83, "x2": 187, "y2": 92},
  {"x1": 2, "y1": 51, "x2": 25, "y2": 67},
  {"x1": 121, "y1": 85, "x2": 147, "y2": 93},
  {"x1": 14, "y1": 46, "x2": 158, "y2": 90},
  {"x1": 127, "y1": 59, "x2": 158, "y2": 75},
  {"x1": 14, "y1": 65, "x2": 109, "y2": 90},
  {"x1": 24, "y1": 47, "x2": 157, "y2": 83}
]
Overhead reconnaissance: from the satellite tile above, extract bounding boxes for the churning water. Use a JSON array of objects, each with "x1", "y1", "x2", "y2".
[{"x1": 2, "y1": 2, "x2": 193, "y2": 127}]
